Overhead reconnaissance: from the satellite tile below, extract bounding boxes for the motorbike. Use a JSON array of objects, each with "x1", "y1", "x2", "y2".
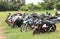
[{"x1": 33, "y1": 20, "x2": 56, "y2": 34}]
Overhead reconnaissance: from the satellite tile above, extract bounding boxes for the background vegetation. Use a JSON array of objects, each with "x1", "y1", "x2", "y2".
[{"x1": 0, "y1": 0, "x2": 60, "y2": 11}]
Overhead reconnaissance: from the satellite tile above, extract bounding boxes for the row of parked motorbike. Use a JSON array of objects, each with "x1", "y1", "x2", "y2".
[{"x1": 5, "y1": 12, "x2": 60, "y2": 34}]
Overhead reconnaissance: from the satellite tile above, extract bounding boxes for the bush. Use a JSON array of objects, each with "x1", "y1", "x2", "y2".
[
  {"x1": 7, "y1": 2, "x2": 13, "y2": 10},
  {"x1": 27, "y1": 3, "x2": 34, "y2": 11},
  {"x1": 0, "y1": 2, "x2": 21, "y2": 11},
  {"x1": 0, "y1": 2, "x2": 7, "y2": 11},
  {"x1": 56, "y1": 2, "x2": 60, "y2": 10},
  {"x1": 22, "y1": 3, "x2": 41, "y2": 11},
  {"x1": 32, "y1": 5, "x2": 43, "y2": 11},
  {"x1": 0, "y1": 1, "x2": 60, "y2": 11},
  {"x1": 7, "y1": 2, "x2": 21, "y2": 11},
  {"x1": 20, "y1": 5, "x2": 29, "y2": 11},
  {"x1": 20, "y1": 3, "x2": 44, "y2": 11},
  {"x1": 40, "y1": 2, "x2": 54, "y2": 10}
]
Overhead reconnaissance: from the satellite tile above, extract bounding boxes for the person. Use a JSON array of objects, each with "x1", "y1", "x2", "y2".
[
  {"x1": 5, "y1": 13, "x2": 12, "y2": 26},
  {"x1": 48, "y1": 13, "x2": 52, "y2": 18},
  {"x1": 45, "y1": 12, "x2": 49, "y2": 16},
  {"x1": 55, "y1": 12, "x2": 58, "y2": 16},
  {"x1": 45, "y1": 12, "x2": 52, "y2": 20},
  {"x1": 22, "y1": 13, "x2": 27, "y2": 18},
  {"x1": 7, "y1": 13, "x2": 11, "y2": 20},
  {"x1": 55, "y1": 11, "x2": 60, "y2": 16},
  {"x1": 8, "y1": 13, "x2": 11, "y2": 16}
]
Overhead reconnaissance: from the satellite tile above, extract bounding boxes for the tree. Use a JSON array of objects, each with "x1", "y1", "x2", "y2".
[
  {"x1": 56, "y1": 2, "x2": 60, "y2": 10},
  {"x1": 43, "y1": 0, "x2": 60, "y2": 10}
]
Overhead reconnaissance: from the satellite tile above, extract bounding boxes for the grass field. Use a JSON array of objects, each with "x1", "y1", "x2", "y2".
[{"x1": 0, "y1": 10, "x2": 60, "y2": 39}]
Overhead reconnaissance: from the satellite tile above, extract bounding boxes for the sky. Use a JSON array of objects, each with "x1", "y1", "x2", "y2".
[{"x1": 25, "y1": 0, "x2": 44, "y2": 4}]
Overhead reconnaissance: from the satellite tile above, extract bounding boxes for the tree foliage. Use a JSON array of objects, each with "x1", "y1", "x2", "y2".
[
  {"x1": 0, "y1": 2, "x2": 21, "y2": 11},
  {"x1": 0, "y1": 0, "x2": 60, "y2": 11}
]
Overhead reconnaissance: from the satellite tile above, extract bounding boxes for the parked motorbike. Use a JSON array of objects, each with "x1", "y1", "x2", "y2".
[{"x1": 33, "y1": 20, "x2": 56, "y2": 34}]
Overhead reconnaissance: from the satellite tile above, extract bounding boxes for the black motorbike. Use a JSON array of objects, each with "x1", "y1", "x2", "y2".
[{"x1": 33, "y1": 20, "x2": 56, "y2": 34}]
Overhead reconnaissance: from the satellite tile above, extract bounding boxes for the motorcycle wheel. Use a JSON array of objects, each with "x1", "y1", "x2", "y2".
[
  {"x1": 20, "y1": 24, "x2": 27, "y2": 32},
  {"x1": 50, "y1": 24, "x2": 56, "y2": 32},
  {"x1": 33, "y1": 26, "x2": 40, "y2": 35}
]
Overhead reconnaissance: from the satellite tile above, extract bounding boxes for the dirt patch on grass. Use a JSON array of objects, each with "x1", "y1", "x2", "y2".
[{"x1": 0, "y1": 26, "x2": 5, "y2": 39}]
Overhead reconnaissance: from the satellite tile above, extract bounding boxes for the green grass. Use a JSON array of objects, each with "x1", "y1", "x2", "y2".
[{"x1": 0, "y1": 10, "x2": 60, "y2": 39}]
